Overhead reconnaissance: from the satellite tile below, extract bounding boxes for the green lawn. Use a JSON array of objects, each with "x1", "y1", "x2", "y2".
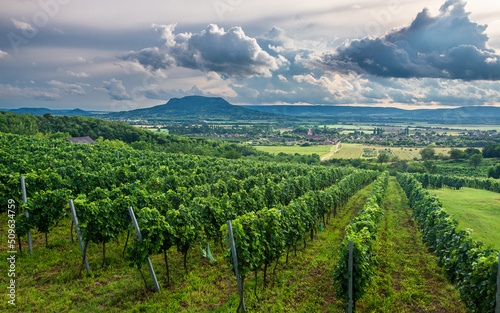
[
  {"x1": 430, "y1": 187, "x2": 500, "y2": 249},
  {"x1": 254, "y1": 145, "x2": 333, "y2": 157}
]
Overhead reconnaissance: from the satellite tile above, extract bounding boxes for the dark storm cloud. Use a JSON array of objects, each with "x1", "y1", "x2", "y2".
[
  {"x1": 319, "y1": 0, "x2": 500, "y2": 80},
  {"x1": 120, "y1": 47, "x2": 174, "y2": 72},
  {"x1": 120, "y1": 23, "x2": 283, "y2": 77}
]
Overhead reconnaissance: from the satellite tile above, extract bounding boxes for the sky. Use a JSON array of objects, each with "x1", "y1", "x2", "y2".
[{"x1": 1, "y1": 0, "x2": 500, "y2": 111}]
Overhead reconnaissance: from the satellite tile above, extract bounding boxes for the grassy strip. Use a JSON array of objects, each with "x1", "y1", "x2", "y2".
[
  {"x1": 333, "y1": 172, "x2": 389, "y2": 310},
  {"x1": 357, "y1": 177, "x2": 465, "y2": 312}
]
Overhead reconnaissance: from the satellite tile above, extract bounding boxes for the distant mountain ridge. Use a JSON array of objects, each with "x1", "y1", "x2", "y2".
[
  {"x1": 3, "y1": 96, "x2": 500, "y2": 122},
  {"x1": 103, "y1": 96, "x2": 287, "y2": 121},
  {"x1": 3, "y1": 108, "x2": 108, "y2": 116},
  {"x1": 243, "y1": 104, "x2": 500, "y2": 122}
]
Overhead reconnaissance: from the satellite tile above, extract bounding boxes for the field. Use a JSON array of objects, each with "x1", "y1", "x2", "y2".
[
  {"x1": 430, "y1": 187, "x2": 500, "y2": 249},
  {"x1": 322, "y1": 122, "x2": 500, "y2": 132},
  {"x1": 391, "y1": 148, "x2": 421, "y2": 160},
  {"x1": 330, "y1": 144, "x2": 469, "y2": 160},
  {"x1": 254, "y1": 145, "x2": 333, "y2": 157},
  {"x1": 330, "y1": 144, "x2": 420, "y2": 160}
]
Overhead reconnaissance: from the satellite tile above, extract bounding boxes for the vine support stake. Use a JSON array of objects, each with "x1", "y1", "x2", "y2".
[
  {"x1": 348, "y1": 240, "x2": 353, "y2": 313},
  {"x1": 20, "y1": 176, "x2": 33, "y2": 256},
  {"x1": 69, "y1": 199, "x2": 90, "y2": 273},
  {"x1": 128, "y1": 206, "x2": 160, "y2": 292},
  {"x1": 227, "y1": 221, "x2": 246, "y2": 312},
  {"x1": 496, "y1": 251, "x2": 500, "y2": 313}
]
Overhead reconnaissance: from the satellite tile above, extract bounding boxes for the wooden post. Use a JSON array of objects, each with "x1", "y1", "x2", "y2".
[
  {"x1": 20, "y1": 176, "x2": 32, "y2": 255},
  {"x1": 69, "y1": 199, "x2": 90, "y2": 273},
  {"x1": 128, "y1": 207, "x2": 160, "y2": 292},
  {"x1": 227, "y1": 221, "x2": 246, "y2": 312},
  {"x1": 496, "y1": 251, "x2": 500, "y2": 313},
  {"x1": 348, "y1": 240, "x2": 353, "y2": 313}
]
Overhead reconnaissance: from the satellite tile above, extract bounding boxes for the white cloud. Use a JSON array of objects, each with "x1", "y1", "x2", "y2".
[
  {"x1": 101, "y1": 78, "x2": 131, "y2": 100},
  {"x1": 11, "y1": 18, "x2": 35, "y2": 31},
  {"x1": 121, "y1": 23, "x2": 285, "y2": 78},
  {"x1": 66, "y1": 70, "x2": 89, "y2": 78},
  {"x1": 0, "y1": 50, "x2": 8, "y2": 59}
]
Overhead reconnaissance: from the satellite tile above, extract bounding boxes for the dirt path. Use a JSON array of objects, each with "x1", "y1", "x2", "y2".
[{"x1": 321, "y1": 142, "x2": 341, "y2": 162}]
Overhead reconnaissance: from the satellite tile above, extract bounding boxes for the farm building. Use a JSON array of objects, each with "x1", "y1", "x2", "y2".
[{"x1": 65, "y1": 136, "x2": 95, "y2": 144}]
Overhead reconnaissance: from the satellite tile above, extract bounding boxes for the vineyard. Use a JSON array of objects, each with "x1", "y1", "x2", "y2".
[{"x1": 0, "y1": 132, "x2": 499, "y2": 312}]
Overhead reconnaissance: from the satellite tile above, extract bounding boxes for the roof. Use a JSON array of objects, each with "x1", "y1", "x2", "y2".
[{"x1": 66, "y1": 136, "x2": 95, "y2": 144}]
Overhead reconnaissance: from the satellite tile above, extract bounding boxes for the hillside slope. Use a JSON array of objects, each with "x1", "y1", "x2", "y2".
[{"x1": 104, "y1": 96, "x2": 287, "y2": 121}]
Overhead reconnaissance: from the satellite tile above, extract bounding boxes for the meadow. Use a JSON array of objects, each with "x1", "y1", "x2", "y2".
[
  {"x1": 254, "y1": 145, "x2": 334, "y2": 157},
  {"x1": 430, "y1": 187, "x2": 500, "y2": 250},
  {"x1": 328, "y1": 144, "x2": 471, "y2": 161}
]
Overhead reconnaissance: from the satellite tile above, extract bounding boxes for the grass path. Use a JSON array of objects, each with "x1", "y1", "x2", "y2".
[
  {"x1": 241, "y1": 179, "x2": 376, "y2": 312},
  {"x1": 357, "y1": 177, "x2": 465, "y2": 312}
]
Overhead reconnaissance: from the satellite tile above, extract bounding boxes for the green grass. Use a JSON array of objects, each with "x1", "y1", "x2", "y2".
[
  {"x1": 359, "y1": 177, "x2": 465, "y2": 312},
  {"x1": 430, "y1": 187, "x2": 500, "y2": 249},
  {"x1": 254, "y1": 145, "x2": 333, "y2": 157}
]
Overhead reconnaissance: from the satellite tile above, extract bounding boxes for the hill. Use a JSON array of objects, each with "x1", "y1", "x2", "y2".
[
  {"x1": 4, "y1": 108, "x2": 107, "y2": 116},
  {"x1": 243, "y1": 105, "x2": 500, "y2": 122},
  {"x1": 0, "y1": 110, "x2": 279, "y2": 161},
  {"x1": 103, "y1": 96, "x2": 287, "y2": 121}
]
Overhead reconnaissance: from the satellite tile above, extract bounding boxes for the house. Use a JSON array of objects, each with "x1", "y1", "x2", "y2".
[
  {"x1": 307, "y1": 135, "x2": 323, "y2": 141},
  {"x1": 66, "y1": 136, "x2": 95, "y2": 144}
]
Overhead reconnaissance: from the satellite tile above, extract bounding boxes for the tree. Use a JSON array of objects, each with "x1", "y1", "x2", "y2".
[
  {"x1": 377, "y1": 153, "x2": 390, "y2": 164},
  {"x1": 488, "y1": 164, "x2": 500, "y2": 179},
  {"x1": 406, "y1": 162, "x2": 427, "y2": 173},
  {"x1": 468, "y1": 154, "x2": 483, "y2": 169},
  {"x1": 390, "y1": 156, "x2": 400, "y2": 163},
  {"x1": 448, "y1": 148, "x2": 466, "y2": 160},
  {"x1": 423, "y1": 160, "x2": 437, "y2": 174},
  {"x1": 465, "y1": 148, "x2": 481, "y2": 156},
  {"x1": 419, "y1": 147, "x2": 435, "y2": 160},
  {"x1": 482, "y1": 144, "x2": 500, "y2": 158}
]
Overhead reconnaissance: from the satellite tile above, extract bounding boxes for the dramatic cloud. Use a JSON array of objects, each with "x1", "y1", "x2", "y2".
[
  {"x1": 121, "y1": 47, "x2": 174, "y2": 72},
  {"x1": 2, "y1": 0, "x2": 499, "y2": 110},
  {"x1": 101, "y1": 79, "x2": 131, "y2": 100},
  {"x1": 319, "y1": 0, "x2": 500, "y2": 80},
  {"x1": 121, "y1": 23, "x2": 284, "y2": 77}
]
